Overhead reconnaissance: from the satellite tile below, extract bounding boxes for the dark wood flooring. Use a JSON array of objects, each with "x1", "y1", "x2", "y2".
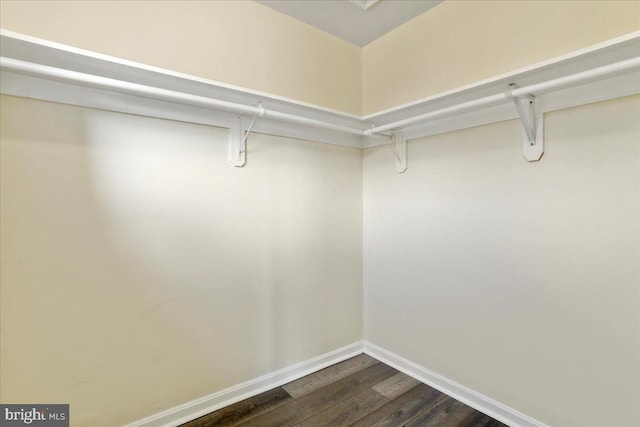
[{"x1": 181, "y1": 354, "x2": 507, "y2": 427}]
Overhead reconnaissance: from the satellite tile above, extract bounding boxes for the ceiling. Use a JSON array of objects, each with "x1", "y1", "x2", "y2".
[{"x1": 256, "y1": 0, "x2": 443, "y2": 47}]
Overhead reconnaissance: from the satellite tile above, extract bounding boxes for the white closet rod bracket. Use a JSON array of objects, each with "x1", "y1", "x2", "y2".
[
  {"x1": 368, "y1": 127, "x2": 404, "y2": 173},
  {"x1": 507, "y1": 84, "x2": 544, "y2": 162},
  {"x1": 229, "y1": 115, "x2": 245, "y2": 167},
  {"x1": 394, "y1": 130, "x2": 407, "y2": 173},
  {"x1": 229, "y1": 104, "x2": 265, "y2": 167}
]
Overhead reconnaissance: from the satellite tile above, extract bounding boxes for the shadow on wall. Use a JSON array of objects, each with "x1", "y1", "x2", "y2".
[{"x1": 0, "y1": 96, "x2": 364, "y2": 426}]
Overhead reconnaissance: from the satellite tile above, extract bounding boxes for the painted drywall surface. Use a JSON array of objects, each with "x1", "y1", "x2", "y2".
[
  {"x1": 0, "y1": 0, "x2": 362, "y2": 114},
  {"x1": 0, "y1": 95, "x2": 363, "y2": 426},
  {"x1": 363, "y1": 96, "x2": 640, "y2": 426},
  {"x1": 362, "y1": 0, "x2": 640, "y2": 114}
]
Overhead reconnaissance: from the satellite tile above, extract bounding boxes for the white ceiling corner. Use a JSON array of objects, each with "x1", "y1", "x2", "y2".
[
  {"x1": 256, "y1": 0, "x2": 443, "y2": 46},
  {"x1": 347, "y1": 0, "x2": 380, "y2": 11}
]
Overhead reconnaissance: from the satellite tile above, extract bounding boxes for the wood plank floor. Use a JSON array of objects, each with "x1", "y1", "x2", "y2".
[{"x1": 181, "y1": 354, "x2": 507, "y2": 427}]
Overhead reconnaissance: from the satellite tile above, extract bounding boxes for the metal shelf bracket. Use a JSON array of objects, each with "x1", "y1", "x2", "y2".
[
  {"x1": 229, "y1": 103, "x2": 265, "y2": 167},
  {"x1": 508, "y1": 84, "x2": 544, "y2": 162},
  {"x1": 229, "y1": 115, "x2": 245, "y2": 167},
  {"x1": 394, "y1": 130, "x2": 407, "y2": 173}
]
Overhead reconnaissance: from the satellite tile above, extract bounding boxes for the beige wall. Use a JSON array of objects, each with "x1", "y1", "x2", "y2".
[
  {"x1": 0, "y1": 0, "x2": 362, "y2": 114},
  {"x1": 0, "y1": 95, "x2": 363, "y2": 426},
  {"x1": 363, "y1": 95, "x2": 640, "y2": 426},
  {"x1": 362, "y1": 0, "x2": 640, "y2": 114}
]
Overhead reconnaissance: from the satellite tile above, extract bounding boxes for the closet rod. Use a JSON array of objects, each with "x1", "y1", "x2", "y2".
[
  {"x1": 364, "y1": 56, "x2": 640, "y2": 136},
  {"x1": 2, "y1": 56, "x2": 639, "y2": 139},
  {"x1": 0, "y1": 56, "x2": 365, "y2": 136}
]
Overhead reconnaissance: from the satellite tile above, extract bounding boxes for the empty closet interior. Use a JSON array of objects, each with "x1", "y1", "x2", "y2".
[{"x1": 1, "y1": 1, "x2": 639, "y2": 426}]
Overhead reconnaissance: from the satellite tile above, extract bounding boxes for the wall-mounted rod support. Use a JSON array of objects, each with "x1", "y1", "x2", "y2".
[
  {"x1": 521, "y1": 113, "x2": 544, "y2": 162},
  {"x1": 505, "y1": 84, "x2": 544, "y2": 162},
  {"x1": 507, "y1": 85, "x2": 544, "y2": 162},
  {"x1": 229, "y1": 115, "x2": 245, "y2": 167},
  {"x1": 509, "y1": 86, "x2": 536, "y2": 144},
  {"x1": 229, "y1": 104, "x2": 265, "y2": 167},
  {"x1": 394, "y1": 130, "x2": 407, "y2": 173}
]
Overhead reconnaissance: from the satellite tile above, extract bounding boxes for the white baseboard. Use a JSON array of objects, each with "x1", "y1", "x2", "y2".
[
  {"x1": 126, "y1": 340, "x2": 547, "y2": 427},
  {"x1": 124, "y1": 341, "x2": 363, "y2": 427},
  {"x1": 362, "y1": 341, "x2": 549, "y2": 427}
]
